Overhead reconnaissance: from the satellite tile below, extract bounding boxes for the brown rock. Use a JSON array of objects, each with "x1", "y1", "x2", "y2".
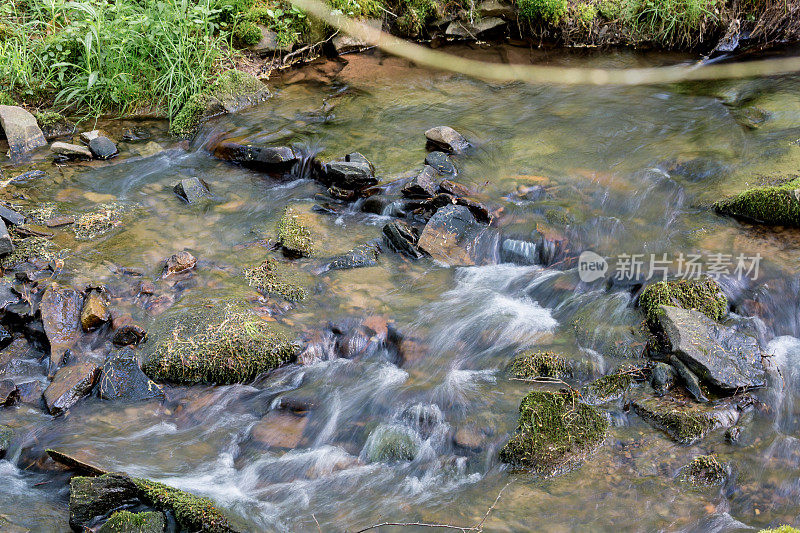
[
  {"x1": 163, "y1": 251, "x2": 196, "y2": 276},
  {"x1": 45, "y1": 215, "x2": 75, "y2": 227},
  {"x1": 138, "y1": 280, "x2": 156, "y2": 295},
  {"x1": 80, "y1": 290, "x2": 110, "y2": 331},
  {"x1": 43, "y1": 362, "x2": 101, "y2": 415},
  {"x1": 39, "y1": 283, "x2": 83, "y2": 372},
  {"x1": 0, "y1": 379, "x2": 19, "y2": 406},
  {"x1": 453, "y1": 427, "x2": 483, "y2": 452},
  {"x1": 438, "y1": 179, "x2": 472, "y2": 197},
  {"x1": 250, "y1": 411, "x2": 308, "y2": 449},
  {"x1": 111, "y1": 322, "x2": 147, "y2": 347}
]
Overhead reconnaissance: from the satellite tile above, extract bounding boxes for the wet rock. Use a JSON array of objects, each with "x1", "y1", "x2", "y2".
[
  {"x1": 499, "y1": 390, "x2": 608, "y2": 476},
  {"x1": 382, "y1": 220, "x2": 423, "y2": 259},
  {"x1": 628, "y1": 388, "x2": 745, "y2": 444},
  {"x1": 121, "y1": 128, "x2": 151, "y2": 143},
  {"x1": 45, "y1": 215, "x2": 75, "y2": 227},
  {"x1": 681, "y1": 454, "x2": 726, "y2": 486},
  {"x1": 515, "y1": 184, "x2": 547, "y2": 201},
  {"x1": 658, "y1": 305, "x2": 766, "y2": 391},
  {"x1": 50, "y1": 141, "x2": 93, "y2": 160},
  {"x1": 99, "y1": 510, "x2": 166, "y2": 533},
  {"x1": 363, "y1": 424, "x2": 421, "y2": 462},
  {"x1": 322, "y1": 160, "x2": 378, "y2": 191},
  {"x1": 46, "y1": 449, "x2": 110, "y2": 476},
  {"x1": 69, "y1": 473, "x2": 140, "y2": 530},
  {"x1": 725, "y1": 425, "x2": 742, "y2": 444},
  {"x1": 455, "y1": 196, "x2": 492, "y2": 224},
  {"x1": 499, "y1": 238, "x2": 537, "y2": 264},
  {"x1": 650, "y1": 362, "x2": 676, "y2": 395},
  {"x1": 0, "y1": 425, "x2": 12, "y2": 458},
  {"x1": 0, "y1": 105, "x2": 47, "y2": 158},
  {"x1": 250, "y1": 411, "x2": 308, "y2": 449},
  {"x1": 39, "y1": 283, "x2": 83, "y2": 370},
  {"x1": 43, "y1": 361, "x2": 101, "y2": 415},
  {"x1": 81, "y1": 289, "x2": 110, "y2": 331},
  {"x1": 425, "y1": 151, "x2": 456, "y2": 175},
  {"x1": 445, "y1": 16, "x2": 507, "y2": 38},
  {"x1": 138, "y1": 280, "x2": 156, "y2": 295},
  {"x1": 580, "y1": 369, "x2": 639, "y2": 405},
  {"x1": 0, "y1": 204, "x2": 26, "y2": 226},
  {"x1": 162, "y1": 251, "x2": 196, "y2": 276},
  {"x1": 0, "y1": 219, "x2": 13, "y2": 256},
  {"x1": 277, "y1": 207, "x2": 314, "y2": 257},
  {"x1": 111, "y1": 323, "x2": 147, "y2": 347},
  {"x1": 438, "y1": 179, "x2": 472, "y2": 197},
  {"x1": 343, "y1": 152, "x2": 375, "y2": 173},
  {"x1": 670, "y1": 355, "x2": 708, "y2": 402},
  {"x1": 132, "y1": 477, "x2": 238, "y2": 532},
  {"x1": 417, "y1": 204, "x2": 484, "y2": 266},
  {"x1": 713, "y1": 176, "x2": 800, "y2": 226},
  {"x1": 173, "y1": 177, "x2": 212, "y2": 204},
  {"x1": 401, "y1": 165, "x2": 438, "y2": 198},
  {"x1": 79, "y1": 130, "x2": 110, "y2": 144},
  {"x1": 88, "y1": 135, "x2": 119, "y2": 160},
  {"x1": 36, "y1": 113, "x2": 75, "y2": 140},
  {"x1": 425, "y1": 126, "x2": 469, "y2": 154},
  {"x1": 731, "y1": 106, "x2": 769, "y2": 129},
  {"x1": 322, "y1": 240, "x2": 381, "y2": 271},
  {"x1": 212, "y1": 141, "x2": 298, "y2": 173},
  {"x1": 453, "y1": 427, "x2": 483, "y2": 452},
  {"x1": 0, "y1": 379, "x2": 19, "y2": 405},
  {"x1": 639, "y1": 277, "x2": 727, "y2": 333},
  {"x1": 99, "y1": 348, "x2": 165, "y2": 402},
  {"x1": 16, "y1": 380, "x2": 45, "y2": 405}
]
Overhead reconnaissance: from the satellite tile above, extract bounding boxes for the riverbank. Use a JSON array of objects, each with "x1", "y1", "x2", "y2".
[{"x1": 1, "y1": 0, "x2": 799, "y2": 135}]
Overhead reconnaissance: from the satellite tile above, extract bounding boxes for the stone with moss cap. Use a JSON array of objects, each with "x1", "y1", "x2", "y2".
[
  {"x1": 758, "y1": 527, "x2": 800, "y2": 533},
  {"x1": 681, "y1": 454, "x2": 726, "y2": 486},
  {"x1": 639, "y1": 277, "x2": 727, "y2": 332},
  {"x1": 714, "y1": 177, "x2": 800, "y2": 226},
  {"x1": 277, "y1": 207, "x2": 314, "y2": 257},
  {"x1": 499, "y1": 389, "x2": 608, "y2": 476},
  {"x1": 143, "y1": 305, "x2": 298, "y2": 384},
  {"x1": 508, "y1": 350, "x2": 571, "y2": 379},
  {"x1": 98, "y1": 510, "x2": 166, "y2": 533},
  {"x1": 579, "y1": 365, "x2": 646, "y2": 405},
  {"x1": 133, "y1": 478, "x2": 238, "y2": 533},
  {"x1": 70, "y1": 474, "x2": 141, "y2": 530},
  {"x1": 244, "y1": 258, "x2": 309, "y2": 301}
]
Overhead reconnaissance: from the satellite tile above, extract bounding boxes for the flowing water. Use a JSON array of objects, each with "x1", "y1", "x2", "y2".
[{"x1": 2, "y1": 46, "x2": 800, "y2": 532}]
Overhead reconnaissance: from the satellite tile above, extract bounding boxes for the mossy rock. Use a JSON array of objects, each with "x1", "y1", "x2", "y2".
[
  {"x1": 629, "y1": 390, "x2": 734, "y2": 444},
  {"x1": 509, "y1": 350, "x2": 571, "y2": 379},
  {"x1": 99, "y1": 510, "x2": 166, "y2": 533},
  {"x1": 639, "y1": 278, "x2": 727, "y2": 333},
  {"x1": 277, "y1": 207, "x2": 314, "y2": 257},
  {"x1": 244, "y1": 257, "x2": 309, "y2": 301},
  {"x1": 499, "y1": 390, "x2": 608, "y2": 476},
  {"x1": 758, "y1": 527, "x2": 800, "y2": 533},
  {"x1": 133, "y1": 478, "x2": 238, "y2": 533},
  {"x1": 714, "y1": 177, "x2": 800, "y2": 226},
  {"x1": 681, "y1": 454, "x2": 725, "y2": 486},
  {"x1": 74, "y1": 203, "x2": 133, "y2": 240},
  {"x1": 70, "y1": 474, "x2": 140, "y2": 530},
  {"x1": 1, "y1": 230, "x2": 62, "y2": 269},
  {"x1": 579, "y1": 365, "x2": 646, "y2": 405},
  {"x1": 364, "y1": 424, "x2": 421, "y2": 463},
  {"x1": 143, "y1": 304, "x2": 298, "y2": 384}
]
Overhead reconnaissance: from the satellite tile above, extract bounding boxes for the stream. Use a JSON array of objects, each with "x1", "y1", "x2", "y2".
[{"x1": 2, "y1": 45, "x2": 800, "y2": 532}]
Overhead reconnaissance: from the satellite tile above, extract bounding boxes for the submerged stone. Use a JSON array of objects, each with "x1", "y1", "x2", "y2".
[
  {"x1": 417, "y1": 204, "x2": 485, "y2": 266},
  {"x1": 425, "y1": 151, "x2": 456, "y2": 175},
  {"x1": 508, "y1": 350, "x2": 571, "y2": 379},
  {"x1": 39, "y1": 282, "x2": 83, "y2": 370},
  {"x1": 579, "y1": 369, "x2": 639, "y2": 405},
  {"x1": 425, "y1": 126, "x2": 469, "y2": 154},
  {"x1": 46, "y1": 449, "x2": 109, "y2": 476},
  {"x1": 99, "y1": 349, "x2": 165, "y2": 402},
  {"x1": 98, "y1": 510, "x2": 166, "y2": 533},
  {"x1": 81, "y1": 289, "x2": 110, "y2": 331},
  {"x1": 714, "y1": 177, "x2": 800, "y2": 226},
  {"x1": 43, "y1": 361, "x2": 101, "y2": 415},
  {"x1": 681, "y1": 454, "x2": 726, "y2": 486},
  {"x1": 322, "y1": 240, "x2": 381, "y2": 272},
  {"x1": 0, "y1": 105, "x2": 47, "y2": 158},
  {"x1": 243, "y1": 258, "x2": 308, "y2": 301},
  {"x1": 162, "y1": 251, "x2": 196, "y2": 276},
  {"x1": 658, "y1": 305, "x2": 766, "y2": 391},
  {"x1": 277, "y1": 207, "x2": 314, "y2": 257},
  {"x1": 173, "y1": 177, "x2": 211, "y2": 204},
  {"x1": 363, "y1": 424, "x2": 421, "y2": 463},
  {"x1": 499, "y1": 390, "x2": 608, "y2": 476}
]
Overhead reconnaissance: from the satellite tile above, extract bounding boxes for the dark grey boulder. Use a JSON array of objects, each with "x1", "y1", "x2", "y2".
[
  {"x1": 658, "y1": 305, "x2": 766, "y2": 391},
  {"x1": 425, "y1": 151, "x2": 456, "y2": 175},
  {"x1": 323, "y1": 240, "x2": 381, "y2": 272},
  {"x1": 88, "y1": 136, "x2": 118, "y2": 160},
  {"x1": 417, "y1": 204, "x2": 485, "y2": 266},
  {"x1": 44, "y1": 361, "x2": 101, "y2": 415},
  {"x1": 425, "y1": 126, "x2": 469, "y2": 154},
  {"x1": 0, "y1": 105, "x2": 47, "y2": 159},
  {"x1": 382, "y1": 221, "x2": 423, "y2": 259},
  {"x1": 212, "y1": 141, "x2": 298, "y2": 172},
  {"x1": 670, "y1": 355, "x2": 708, "y2": 402},
  {"x1": 69, "y1": 473, "x2": 139, "y2": 530},
  {"x1": 0, "y1": 219, "x2": 13, "y2": 256},
  {"x1": 99, "y1": 348, "x2": 164, "y2": 402},
  {"x1": 0, "y1": 204, "x2": 26, "y2": 226},
  {"x1": 173, "y1": 177, "x2": 212, "y2": 204},
  {"x1": 402, "y1": 166, "x2": 438, "y2": 198},
  {"x1": 323, "y1": 161, "x2": 378, "y2": 191},
  {"x1": 649, "y1": 362, "x2": 675, "y2": 396}
]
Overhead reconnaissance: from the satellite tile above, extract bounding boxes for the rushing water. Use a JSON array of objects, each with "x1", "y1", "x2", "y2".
[{"x1": 2, "y1": 46, "x2": 800, "y2": 532}]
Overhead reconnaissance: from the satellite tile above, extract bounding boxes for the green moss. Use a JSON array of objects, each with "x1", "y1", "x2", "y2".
[
  {"x1": 0, "y1": 91, "x2": 16, "y2": 106},
  {"x1": 573, "y1": 2, "x2": 597, "y2": 27},
  {"x1": 597, "y1": 0, "x2": 622, "y2": 19},
  {"x1": 580, "y1": 371, "x2": 634, "y2": 405},
  {"x1": 499, "y1": 390, "x2": 608, "y2": 476},
  {"x1": 245, "y1": 3, "x2": 309, "y2": 46},
  {"x1": 630, "y1": 394, "x2": 717, "y2": 444},
  {"x1": 328, "y1": 0, "x2": 383, "y2": 18},
  {"x1": 395, "y1": 0, "x2": 438, "y2": 35},
  {"x1": 233, "y1": 20, "x2": 263, "y2": 46},
  {"x1": 517, "y1": 0, "x2": 569, "y2": 24},
  {"x1": 33, "y1": 111, "x2": 65, "y2": 127},
  {"x1": 681, "y1": 454, "x2": 725, "y2": 486},
  {"x1": 509, "y1": 350, "x2": 571, "y2": 379},
  {"x1": 170, "y1": 93, "x2": 210, "y2": 137},
  {"x1": 143, "y1": 306, "x2": 298, "y2": 384},
  {"x1": 211, "y1": 69, "x2": 265, "y2": 100},
  {"x1": 365, "y1": 424, "x2": 420, "y2": 462},
  {"x1": 714, "y1": 177, "x2": 800, "y2": 227},
  {"x1": 99, "y1": 511, "x2": 166, "y2": 533},
  {"x1": 758, "y1": 527, "x2": 800, "y2": 533},
  {"x1": 544, "y1": 208, "x2": 573, "y2": 226},
  {"x1": 133, "y1": 478, "x2": 237, "y2": 533},
  {"x1": 244, "y1": 258, "x2": 308, "y2": 301},
  {"x1": 277, "y1": 207, "x2": 314, "y2": 257},
  {"x1": 639, "y1": 278, "x2": 727, "y2": 332}
]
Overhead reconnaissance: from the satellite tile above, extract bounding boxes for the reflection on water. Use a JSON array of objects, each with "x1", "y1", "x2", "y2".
[{"x1": 2, "y1": 46, "x2": 800, "y2": 531}]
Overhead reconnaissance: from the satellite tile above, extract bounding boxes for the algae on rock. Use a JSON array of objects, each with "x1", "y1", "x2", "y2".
[
  {"x1": 277, "y1": 206, "x2": 314, "y2": 257},
  {"x1": 681, "y1": 454, "x2": 726, "y2": 486},
  {"x1": 74, "y1": 203, "x2": 132, "y2": 239},
  {"x1": 509, "y1": 350, "x2": 571, "y2": 379},
  {"x1": 499, "y1": 389, "x2": 608, "y2": 476},
  {"x1": 639, "y1": 277, "x2": 727, "y2": 330},
  {"x1": 133, "y1": 478, "x2": 238, "y2": 533},
  {"x1": 98, "y1": 510, "x2": 166, "y2": 533},
  {"x1": 714, "y1": 177, "x2": 800, "y2": 226},
  {"x1": 244, "y1": 258, "x2": 308, "y2": 301}
]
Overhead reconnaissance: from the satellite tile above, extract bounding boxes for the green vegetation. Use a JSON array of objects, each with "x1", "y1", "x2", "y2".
[
  {"x1": 639, "y1": 277, "x2": 727, "y2": 330},
  {"x1": 518, "y1": 0, "x2": 569, "y2": 24},
  {"x1": 395, "y1": 0, "x2": 438, "y2": 35},
  {"x1": 1, "y1": 231, "x2": 62, "y2": 269},
  {"x1": 573, "y1": 2, "x2": 598, "y2": 27},
  {"x1": 758, "y1": 528, "x2": 800, "y2": 533},
  {"x1": 622, "y1": 0, "x2": 718, "y2": 47},
  {"x1": 714, "y1": 177, "x2": 800, "y2": 227},
  {"x1": 681, "y1": 454, "x2": 725, "y2": 486},
  {"x1": 597, "y1": 0, "x2": 622, "y2": 19},
  {"x1": 0, "y1": 91, "x2": 16, "y2": 106},
  {"x1": 509, "y1": 350, "x2": 572, "y2": 379},
  {"x1": 99, "y1": 511, "x2": 166, "y2": 533},
  {"x1": 244, "y1": 258, "x2": 308, "y2": 301},
  {"x1": 143, "y1": 305, "x2": 298, "y2": 384},
  {"x1": 33, "y1": 110, "x2": 65, "y2": 127},
  {"x1": 580, "y1": 370, "x2": 636, "y2": 404},
  {"x1": 246, "y1": 3, "x2": 310, "y2": 46},
  {"x1": 499, "y1": 390, "x2": 608, "y2": 475},
  {"x1": 133, "y1": 478, "x2": 237, "y2": 533},
  {"x1": 277, "y1": 207, "x2": 315, "y2": 257}
]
